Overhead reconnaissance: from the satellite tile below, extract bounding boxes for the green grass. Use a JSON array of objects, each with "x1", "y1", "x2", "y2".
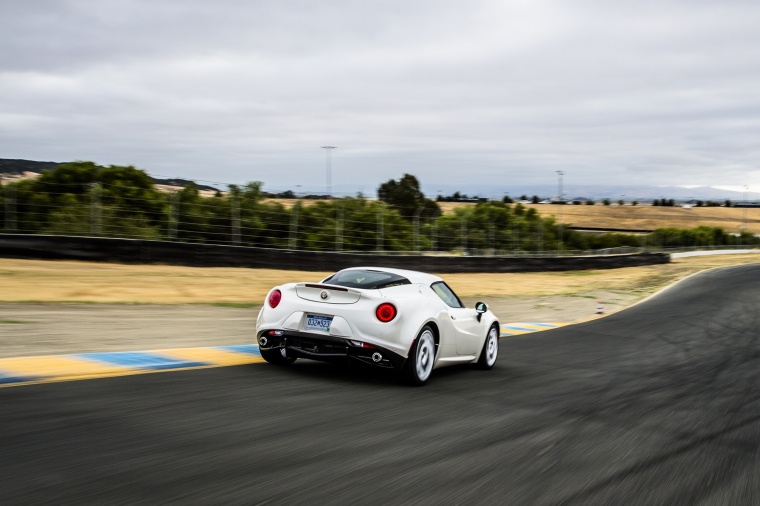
[{"x1": 0, "y1": 319, "x2": 28, "y2": 324}]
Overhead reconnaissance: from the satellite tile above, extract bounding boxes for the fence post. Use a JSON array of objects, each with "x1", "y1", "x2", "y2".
[
  {"x1": 432, "y1": 219, "x2": 438, "y2": 252},
  {"x1": 231, "y1": 192, "x2": 241, "y2": 245},
  {"x1": 289, "y1": 203, "x2": 299, "y2": 250},
  {"x1": 461, "y1": 213, "x2": 467, "y2": 253},
  {"x1": 488, "y1": 216, "x2": 495, "y2": 255},
  {"x1": 90, "y1": 183, "x2": 102, "y2": 236},
  {"x1": 169, "y1": 191, "x2": 179, "y2": 240},
  {"x1": 514, "y1": 222, "x2": 520, "y2": 252},
  {"x1": 414, "y1": 206, "x2": 424, "y2": 254},
  {"x1": 4, "y1": 185, "x2": 16, "y2": 232},
  {"x1": 377, "y1": 204, "x2": 384, "y2": 253}
]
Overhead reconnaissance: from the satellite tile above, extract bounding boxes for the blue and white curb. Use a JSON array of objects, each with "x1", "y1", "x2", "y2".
[{"x1": 0, "y1": 344, "x2": 263, "y2": 387}]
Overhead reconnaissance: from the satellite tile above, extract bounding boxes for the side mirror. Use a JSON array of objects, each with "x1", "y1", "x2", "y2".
[{"x1": 475, "y1": 302, "x2": 488, "y2": 322}]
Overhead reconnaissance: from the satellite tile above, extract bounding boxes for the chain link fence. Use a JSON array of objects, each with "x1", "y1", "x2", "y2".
[{"x1": 2, "y1": 177, "x2": 759, "y2": 257}]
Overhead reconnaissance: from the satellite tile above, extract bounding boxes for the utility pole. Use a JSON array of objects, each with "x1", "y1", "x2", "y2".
[{"x1": 321, "y1": 146, "x2": 336, "y2": 198}]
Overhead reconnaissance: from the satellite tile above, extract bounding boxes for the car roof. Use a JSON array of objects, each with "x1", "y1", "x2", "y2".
[{"x1": 335, "y1": 267, "x2": 443, "y2": 285}]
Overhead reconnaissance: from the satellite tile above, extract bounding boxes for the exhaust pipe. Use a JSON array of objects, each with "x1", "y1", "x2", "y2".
[
  {"x1": 259, "y1": 336, "x2": 268, "y2": 346},
  {"x1": 372, "y1": 352, "x2": 383, "y2": 363}
]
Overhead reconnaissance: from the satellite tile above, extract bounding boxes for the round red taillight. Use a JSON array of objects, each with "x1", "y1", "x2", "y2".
[
  {"x1": 268, "y1": 289, "x2": 282, "y2": 308},
  {"x1": 376, "y1": 303, "x2": 397, "y2": 322}
]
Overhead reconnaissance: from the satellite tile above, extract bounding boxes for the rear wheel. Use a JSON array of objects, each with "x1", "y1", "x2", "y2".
[
  {"x1": 260, "y1": 347, "x2": 297, "y2": 365},
  {"x1": 476, "y1": 325, "x2": 499, "y2": 370},
  {"x1": 402, "y1": 326, "x2": 436, "y2": 386}
]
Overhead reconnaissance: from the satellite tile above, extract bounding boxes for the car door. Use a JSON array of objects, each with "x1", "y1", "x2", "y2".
[
  {"x1": 430, "y1": 282, "x2": 483, "y2": 355},
  {"x1": 447, "y1": 306, "x2": 483, "y2": 355}
]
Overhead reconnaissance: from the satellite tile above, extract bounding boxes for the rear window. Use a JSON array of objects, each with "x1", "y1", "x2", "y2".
[{"x1": 322, "y1": 270, "x2": 411, "y2": 289}]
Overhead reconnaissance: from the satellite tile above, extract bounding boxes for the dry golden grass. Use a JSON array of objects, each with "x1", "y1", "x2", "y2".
[
  {"x1": 0, "y1": 260, "x2": 330, "y2": 305},
  {"x1": 262, "y1": 198, "x2": 318, "y2": 208},
  {"x1": 267, "y1": 199, "x2": 760, "y2": 233},
  {"x1": 439, "y1": 202, "x2": 760, "y2": 233},
  {"x1": 523, "y1": 204, "x2": 760, "y2": 234},
  {"x1": 1, "y1": 254, "x2": 758, "y2": 305}
]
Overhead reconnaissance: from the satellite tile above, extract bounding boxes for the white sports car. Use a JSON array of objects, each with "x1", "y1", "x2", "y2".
[{"x1": 256, "y1": 267, "x2": 501, "y2": 385}]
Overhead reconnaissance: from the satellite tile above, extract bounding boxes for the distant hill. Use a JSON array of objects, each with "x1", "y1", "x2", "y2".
[
  {"x1": 416, "y1": 183, "x2": 760, "y2": 203},
  {"x1": 150, "y1": 178, "x2": 221, "y2": 193},
  {"x1": 0, "y1": 158, "x2": 59, "y2": 175},
  {"x1": 0, "y1": 158, "x2": 221, "y2": 192},
  {"x1": 3, "y1": 158, "x2": 757, "y2": 201}
]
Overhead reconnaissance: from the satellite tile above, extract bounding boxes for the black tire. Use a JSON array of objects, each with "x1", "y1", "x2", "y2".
[
  {"x1": 476, "y1": 324, "x2": 499, "y2": 370},
  {"x1": 260, "y1": 347, "x2": 297, "y2": 365},
  {"x1": 402, "y1": 325, "x2": 436, "y2": 386}
]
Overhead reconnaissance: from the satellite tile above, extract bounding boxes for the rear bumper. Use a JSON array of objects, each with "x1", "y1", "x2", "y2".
[{"x1": 256, "y1": 329, "x2": 406, "y2": 369}]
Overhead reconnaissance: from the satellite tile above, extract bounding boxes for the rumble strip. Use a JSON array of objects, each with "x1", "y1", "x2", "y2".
[
  {"x1": 0, "y1": 345, "x2": 263, "y2": 387},
  {"x1": 0, "y1": 323, "x2": 566, "y2": 388}
]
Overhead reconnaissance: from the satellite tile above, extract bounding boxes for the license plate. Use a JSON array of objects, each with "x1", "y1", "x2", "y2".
[{"x1": 305, "y1": 314, "x2": 333, "y2": 333}]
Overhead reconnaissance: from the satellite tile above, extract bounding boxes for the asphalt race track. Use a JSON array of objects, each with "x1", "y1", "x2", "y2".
[{"x1": 2, "y1": 264, "x2": 760, "y2": 505}]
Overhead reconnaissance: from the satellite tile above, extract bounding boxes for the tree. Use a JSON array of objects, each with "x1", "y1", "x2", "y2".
[
  {"x1": 34, "y1": 161, "x2": 100, "y2": 197},
  {"x1": 4, "y1": 161, "x2": 164, "y2": 236},
  {"x1": 294, "y1": 197, "x2": 414, "y2": 252},
  {"x1": 377, "y1": 174, "x2": 440, "y2": 220}
]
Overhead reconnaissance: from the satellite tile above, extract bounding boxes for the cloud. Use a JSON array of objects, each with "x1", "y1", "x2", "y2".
[{"x1": 1, "y1": 0, "x2": 759, "y2": 192}]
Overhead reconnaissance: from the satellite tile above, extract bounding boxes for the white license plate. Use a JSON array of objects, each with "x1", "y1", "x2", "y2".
[{"x1": 305, "y1": 314, "x2": 333, "y2": 333}]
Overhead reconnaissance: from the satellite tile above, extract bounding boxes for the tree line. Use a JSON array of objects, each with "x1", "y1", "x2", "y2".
[{"x1": 1, "y1": 162, "x2": 758, "y2": 253}]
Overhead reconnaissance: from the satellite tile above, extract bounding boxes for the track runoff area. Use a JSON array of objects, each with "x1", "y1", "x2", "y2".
[
  {"x1": 5, "y1": 250, "x2": 757, "y2": 387},
  {"x1": 0, "y1": 322, "x2": 566, "y2": 387}
]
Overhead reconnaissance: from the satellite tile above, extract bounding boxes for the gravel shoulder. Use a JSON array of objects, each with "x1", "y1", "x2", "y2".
[
  {"x1": 0, "y1": 304, "x2": 259, "y2": 358},
  {"x1": 0, "y1": 290, "x2": 633, "y2": 358}
]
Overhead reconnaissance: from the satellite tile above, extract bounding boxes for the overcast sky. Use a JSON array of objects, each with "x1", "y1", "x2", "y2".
[{"x1": 2, "y1": 0, "x2": 760, "y2": 195}]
